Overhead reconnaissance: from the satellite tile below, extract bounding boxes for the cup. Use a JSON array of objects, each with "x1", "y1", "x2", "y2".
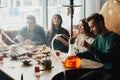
[
  {"x1": 0, "y1": 54, "x2": 3, "y2": 61},
  {"x1": 56, "y1": 51, "x2": 60, "y2": 56},
  {"x1": 34, "y1": 65, "x2": 40, "y2": 76},
  {"x1": 35, "y1": 66, "x2": 40, "y2": 73}
]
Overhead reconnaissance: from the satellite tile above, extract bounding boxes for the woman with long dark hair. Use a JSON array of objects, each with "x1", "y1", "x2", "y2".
[
  {"x1": 74, "y1": 18, "x2": 95, "y2": 52},
  {"x1": 46, "y1": 14, "x2": 70, "y2": 53}
]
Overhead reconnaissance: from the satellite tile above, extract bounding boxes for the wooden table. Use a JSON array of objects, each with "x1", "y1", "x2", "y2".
[{"x1": 0, "y1": 45, "x2": 103, "y2": 80}]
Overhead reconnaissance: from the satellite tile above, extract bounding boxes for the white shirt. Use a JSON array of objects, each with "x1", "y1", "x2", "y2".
[{"x1": 74, "y1": 34, "x2": 94, "y2": 52}]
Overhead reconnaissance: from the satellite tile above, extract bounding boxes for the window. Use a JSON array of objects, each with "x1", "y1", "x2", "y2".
[
  {"x1": 47, "y1": 0, "x2": 83, "y2": 30},
  {"x1": 0, "y1": 0, "x2": 100, "y2": 31},
  {"x1": 23, "y1": 0, "x2": 31, "y2": 6},
  {"x1": 0, "y1": 0, "x2": 43, "y2": 30}
]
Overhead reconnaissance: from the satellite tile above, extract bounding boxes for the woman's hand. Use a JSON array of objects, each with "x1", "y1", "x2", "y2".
[
  {"x1": 56, "y1": 36, "x2": 69, "y2": 47},
  {"x1": 56, "y1": 36, "x2": 63, "y2": 41},
  {"x1": 80, "y1": 40, "x2": 92, "y2": 50}
]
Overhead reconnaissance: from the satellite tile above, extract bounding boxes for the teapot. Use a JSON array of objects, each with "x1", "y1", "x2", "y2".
[
  {"x1": 41, "y1": 59, "x2": 52, "y2": 69},
  {"x1": 40, "y1": 52, "x2": 52, "y2": 70}
]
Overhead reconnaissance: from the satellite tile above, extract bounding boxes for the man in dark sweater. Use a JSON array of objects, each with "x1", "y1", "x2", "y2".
[{"x1": 77, "y1": 13, "x2": 120, "y2": 80}]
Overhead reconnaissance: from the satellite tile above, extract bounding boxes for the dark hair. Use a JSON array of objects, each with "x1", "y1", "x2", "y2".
[
  {"x1": 51, "y1": 14, "x2": 63, "y2": 31},
  {"x1": 26, "y1": 15, "x2": 36, "y2": 23},
  {"x1": 80, "y1": 18, "x2": 95, "y2": 37},
  {"x1": 86, "y1": 13, "x2": 105, "y2": 25}
]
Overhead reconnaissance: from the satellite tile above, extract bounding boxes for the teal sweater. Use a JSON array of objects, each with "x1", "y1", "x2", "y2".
[{"x1": 77, "y1": 31, "x2": 120, "y2": 72}]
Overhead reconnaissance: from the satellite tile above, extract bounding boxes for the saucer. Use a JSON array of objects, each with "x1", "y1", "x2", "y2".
[
  {"x1": 40, "y1": 66, "x2": 54, "y2": 71},
  {"x1": 20, "y1": 57, "x2": 32, "y2": 65}
]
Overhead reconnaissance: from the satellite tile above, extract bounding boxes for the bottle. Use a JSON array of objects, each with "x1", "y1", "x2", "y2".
[
  {"x1": 62, "y1": 38, "x2": 82, "y2": 68},
  {"x1": 21, "y1": 73, "x2": 23, "y2": 80}
]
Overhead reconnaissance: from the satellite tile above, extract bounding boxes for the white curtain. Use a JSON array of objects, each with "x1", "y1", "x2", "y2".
[{"x1": 85, "y1": 0, "x2": 101, "y2": 17}]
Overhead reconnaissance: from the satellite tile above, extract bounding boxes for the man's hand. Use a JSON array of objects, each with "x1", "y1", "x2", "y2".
[
  {"x1": 16, "y1": 35, "x2": 23, "y2": 43},
  {"x1": 24, "y1": 39, "x2": 35, "y2": 45},
  {"x1": 80, "y1": 40, "x2": 92, "y2": 50}
]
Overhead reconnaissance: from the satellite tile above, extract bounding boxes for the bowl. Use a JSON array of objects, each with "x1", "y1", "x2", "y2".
[{"x1": 20, "y1": 58, "x2": 31, "y2": 65}]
